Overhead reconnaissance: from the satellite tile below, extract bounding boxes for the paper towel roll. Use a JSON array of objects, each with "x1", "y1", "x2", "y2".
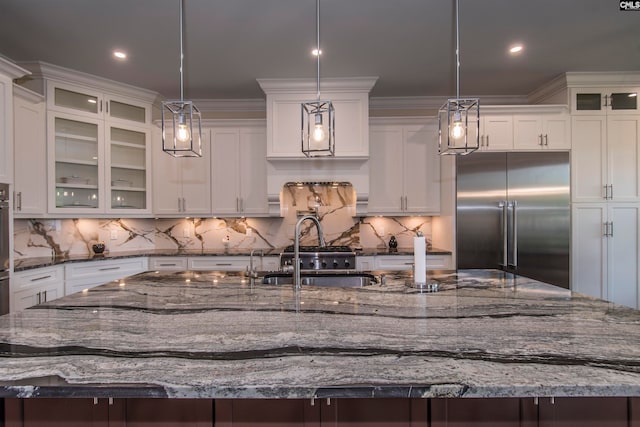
[{"x1": 414, "y1": 236, "x2": 426, "y2": 284}]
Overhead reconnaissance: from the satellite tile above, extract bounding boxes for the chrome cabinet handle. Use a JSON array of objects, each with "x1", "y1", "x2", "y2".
[
  {"x1": 609, "y1": 184, "x2": 613, "y2": 200},
  {"x1": 43, "y1": 290, "x2": 47, "y2": 302},
  {"x1": 159, "y1": 263, "x2": 179, "y2": 266},
  {"x1": 36, "y1": 292, "x2": 41, "y2": 305},
  {"x1": 31, "y1": 275, "x2": 52, "y2": 282},
  {"x1": 182, "y1": 197, "x2": 186, "y2": 212},
  {"x1": 486, "y1": 135, "x2": 490, "y2": 147},
  {"x1": 215, "y1": 263, "x2": 233, "y2": 266},
  {"x1": 499, "y1": 201, "x2": 508, "y2": 267},
  {"x1": 178, "y1": 198, "x2": 182, "y2": 212},
  {"x1": 544, "y1": 134, "x2": 549, "y2": 146},
  {"x1": 512, "y1": 201, "x2": 518, "y2": 267},
  {"x1": 539, "y1": 134, "x2": 543, "y2": 146},
  {"x1": 610, "y1": 221, "x2": 614, "y2": 237},
  {"x1": 99, "y1": 266, "x2": 120, "y2": 271}
]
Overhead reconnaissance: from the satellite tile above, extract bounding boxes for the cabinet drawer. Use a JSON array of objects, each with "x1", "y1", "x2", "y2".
[
  {"x1": 65, "y1": 257, "x2": 148, "y2": 295},
  {"x1": 66, "y1": 258, "x2": 148, "y2": 281},
  {"x1": 356, "y1": 256, "x2": 375, "y2": 271},
  {"x1": 427, "y1": 255, "x2": 452, "y2": 269},
  {"x1": 12, "y1": 266, "x2": 64, "y2": 292},
  {"x1": 260, "y1": 256, "x2": 280, "y2": 271},
  {"x1": 148, "y1": 257, "x2": 188, "y2": 271},
  {"x1": 375, "y1": 256, "x2": 414, "y2": 270},
  {"x1": 188, "y1": 256, "x2": 250, "y2": 271}
]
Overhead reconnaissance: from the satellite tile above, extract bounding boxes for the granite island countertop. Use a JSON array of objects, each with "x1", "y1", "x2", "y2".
[{"x1": 0, "y1": 269, "x2": 638, "y2": 399}]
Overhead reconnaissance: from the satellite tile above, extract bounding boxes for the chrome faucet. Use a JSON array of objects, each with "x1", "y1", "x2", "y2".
[
  {"x1": 247, "y1": 249, "x2": 263, "y2": 286},
  {"x1": 294, "y1": 215, "x2": 326, "y2": 290}
]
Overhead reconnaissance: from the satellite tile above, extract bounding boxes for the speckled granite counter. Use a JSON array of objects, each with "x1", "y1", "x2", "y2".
[{"x1": 0, "y1": 269, "x2": 638, "y2": 399}]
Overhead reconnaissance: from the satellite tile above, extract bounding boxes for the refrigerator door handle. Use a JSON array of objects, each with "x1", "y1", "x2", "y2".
[
  {"x1": 499, "y1": 201, "x2": 508, "y2": 267},
  {"x1": 509, "y1": 201, "x2": 518, "y2": 268}
]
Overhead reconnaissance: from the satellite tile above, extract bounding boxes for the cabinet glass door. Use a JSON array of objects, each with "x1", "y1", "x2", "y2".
[
  {"x1": 108, "y1": 99, "x2": 147, "y2": 124},
  {"x1": 54, "y1": 117, "x2": 100, "y2": 208},
  {"x1": 109, "y1": 126, "x2": 147, "y2": 210},
  {"x1": 610, "y1": 92, "x2": 638, "y2": 110},
  {"x1": 53, "y1": 87, "x2": 99, "y2": 114}
]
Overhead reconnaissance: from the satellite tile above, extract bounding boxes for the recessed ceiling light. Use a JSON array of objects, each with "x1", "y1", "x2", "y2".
[
  {"x1": 113, "y1": 50, "x2": 127, "y2": 60},
  {"x1": 509, "y1": 44, "x2": 524, "y2": 54}
]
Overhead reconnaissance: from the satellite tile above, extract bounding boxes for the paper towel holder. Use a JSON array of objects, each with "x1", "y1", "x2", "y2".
[{"x1": 407, "y1": 231, "x2": 440, "y2": 292}]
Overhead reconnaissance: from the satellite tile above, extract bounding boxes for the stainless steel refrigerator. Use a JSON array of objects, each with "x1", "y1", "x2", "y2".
[{"x1": 456, "y1": 152, "x2": 570, "y2": 288}]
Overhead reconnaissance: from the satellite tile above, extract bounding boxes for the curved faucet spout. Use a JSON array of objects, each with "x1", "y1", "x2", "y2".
[{"x1": 294, "y1": 215, "x2": 326, "y2": 290}]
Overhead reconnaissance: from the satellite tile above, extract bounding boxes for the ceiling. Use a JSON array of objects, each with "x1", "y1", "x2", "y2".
[{"x1": 0, "y1": 0, "x2": 638, "y2": 101}]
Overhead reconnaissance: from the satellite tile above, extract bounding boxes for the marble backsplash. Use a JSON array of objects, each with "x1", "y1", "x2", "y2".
[{"x1": 13, "y1": 184, "x2": 433, "y2": 259}]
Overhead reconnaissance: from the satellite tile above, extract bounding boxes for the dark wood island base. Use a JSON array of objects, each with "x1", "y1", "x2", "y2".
[{"x1": 4, "y1": 397, "x2": 640, "y2": 426}]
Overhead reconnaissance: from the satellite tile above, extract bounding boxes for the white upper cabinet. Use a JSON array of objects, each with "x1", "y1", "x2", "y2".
[
  {"x1": 47, "y1": 81, "x2": 151, "y2": 124},
  {"x1": 152, "y1": 126, "x2": 211, "y2": 216},
  {"x1": 477, "y1": 114, "x2": 513, "y2": 151},
  {"x1": 368, "y1": 118, "x2": 440, "y2": 215},
  {"x1": 0, "y1": 58, "x2": 30, "y2": 184},
  {"x1": 571, "y1": 87, "x2": 640, "y2": 115},
  {"x1": 572, "y1": 115, "x2": 640, "y2": 203},
  {"x1": 258, "y1": 77, "x2": 377, "y2": 158},
  {"x1": 17, "y1": 62, "x2": 157, "y2": 215},
  {"x1": 13, "y1": 86, "x2": 47, "y2": 215},
  {"x1": 513, "y1": 114, "x2": 570, "y2": 150},
  {"x1": 211, "y1": 122, "x2": 268, "y2": 216}
]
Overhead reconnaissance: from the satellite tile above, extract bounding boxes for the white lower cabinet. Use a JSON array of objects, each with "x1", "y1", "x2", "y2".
[
  {"x1": 65, "y1": 257, "x2": 148, "y2": 295},
  {"x1": 373, "y1": 255, "x2": 452, "y2": 271},
  {"x1": 11, "y1": 266, "x2": 64, "y2": 312},
  {"x1": 572, "y1": 203, "x2": 639, "y2": 309},
  {"x1": 260, "y1": 256, "x2": 280, "y2": 271},
  {"x1": 188, "y1": 256, "x2": 250, "y2": 272},
  {"x1": 148, "y1": 257, "x2": 188, "y2": 271},
  {"x1": 355, "y1": 256, "x2": 375, "y2": 271}
]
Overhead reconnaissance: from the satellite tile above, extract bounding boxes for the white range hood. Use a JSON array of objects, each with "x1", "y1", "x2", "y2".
[{"x1": 257, "y1": 77, "x2": 378, "y2": 216}]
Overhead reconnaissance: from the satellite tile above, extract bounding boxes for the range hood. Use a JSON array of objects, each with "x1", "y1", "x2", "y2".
[{"x1": 258, "y1": 77, "x2": 378, "y2": 216}]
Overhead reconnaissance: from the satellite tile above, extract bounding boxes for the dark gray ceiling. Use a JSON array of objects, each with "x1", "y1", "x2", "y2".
[{"x1": 0, "y1": 0, "x2": 638, "y2": 100}]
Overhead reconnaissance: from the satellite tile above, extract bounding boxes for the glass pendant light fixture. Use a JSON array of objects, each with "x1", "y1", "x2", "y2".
[
  {"x1": 162, "y1": 0, "x2": 202, "y2": 158},
  {"x1": 438, "y1": 0, "x2": 479, "y2": 156},
  {"x1": 301, "y1": 0, "x2": 335, "y2": 157}
]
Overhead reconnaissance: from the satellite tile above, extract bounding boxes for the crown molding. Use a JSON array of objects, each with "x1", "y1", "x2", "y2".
[
  {"x1": 18, "y1": 61, "x2": 160, "y2": 103},
  {"x1": 369, "y1": 95, "x2": 528, "y2": 110},
  {"x1": 564, "y1": 71, "x2": 640, "y2": 87},
  {"x1": 13, "y1": 84, "x2": 44, "y2": 103},
  {"x1": 0, "y1": 56, "x2": 30, "y2": 80},
  {"x1": 257, "y1": 77, "x2": 378, "y2": 94},
  {"x1": 194, "y1": 98, "x2": 265, "y2": 112}
]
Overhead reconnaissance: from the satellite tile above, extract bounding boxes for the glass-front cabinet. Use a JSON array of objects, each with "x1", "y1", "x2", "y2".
[
  {"x1": 46, "y1": 81, "x2": 152, "y2": 214},
  {"x1": 107, "y1": 125, "x2": 150, "y2": 211},
  {"x1": 51, "y1": 114, "x2": 103, "y2": 210},
  {"x1": 572, "y1": 87, "x2": 639, "y2": 115}
]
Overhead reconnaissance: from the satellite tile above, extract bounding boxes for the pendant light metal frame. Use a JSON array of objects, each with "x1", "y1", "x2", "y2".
[
  {"x1": 301, "y1": 0, "x2": 335, "y2": 157},
  {"x1": 438, "y1": 0, "x2": 480, "y2": 156},
  {"x1": 162, "y1": 0, "x2": 202, "y2": 158}
]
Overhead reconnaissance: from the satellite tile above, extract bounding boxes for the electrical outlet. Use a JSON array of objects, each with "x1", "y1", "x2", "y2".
[
  {"x1": 246, "y1": 227, "x2": 252, "y2": 236},
  {"x1": 110, "y1": 230, "x2": 118, "y2": 240}
]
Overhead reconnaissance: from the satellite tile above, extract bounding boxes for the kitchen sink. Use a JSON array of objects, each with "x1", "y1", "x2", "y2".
[{"x1": 261, "y1": 272, "x2": 377, "y2": 288}]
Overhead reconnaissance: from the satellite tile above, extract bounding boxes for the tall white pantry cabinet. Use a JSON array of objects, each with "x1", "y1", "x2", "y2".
[{"x1": 569, "y1": 83, "x2": 640, "y2": 309}]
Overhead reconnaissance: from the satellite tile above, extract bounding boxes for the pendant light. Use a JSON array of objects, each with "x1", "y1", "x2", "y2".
[
  {"x1": 438, "y1": 0, "x2": 480, "y2": 156},
  {"x1": 162, "y1": 0, "x2": 202, "y2": 158},
  {"x1": 301, "y1": 0, "x2": 335, "y2": 157}
]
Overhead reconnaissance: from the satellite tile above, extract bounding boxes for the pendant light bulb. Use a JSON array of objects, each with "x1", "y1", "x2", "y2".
[
  {"x1": 312, "y1": 113, "x2": 325, "y2": 143},
  {"x1": 176, "y1": 114, "x2": 191, "y2": 144},
  {"x1": 450, "y1": 111, "x2": 465, "y2": 141}
]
